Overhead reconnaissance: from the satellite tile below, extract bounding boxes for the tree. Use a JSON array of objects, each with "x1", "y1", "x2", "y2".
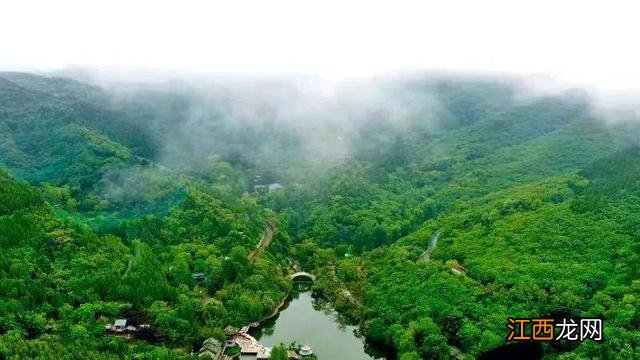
[{"x1": 270, "y1": 344, "x2": 289, "y2": 360}]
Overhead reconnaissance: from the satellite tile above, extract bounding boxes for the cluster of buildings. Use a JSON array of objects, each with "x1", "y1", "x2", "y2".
[
  {"x1": 105, "y1": 319, "x2": 151, "y2": 335},
  {"x1": 197, "y1": 325, "x2": 313, "y2": 360},
  {"x1": 252, "y1": 175, "x2": 284, "y2": 194},
  {"x1": 253, "y1": 182, "x2": 283, "y2": 194}
]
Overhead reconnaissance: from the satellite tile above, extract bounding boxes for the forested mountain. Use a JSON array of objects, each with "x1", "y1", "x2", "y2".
[
  {"x1": 0, "y1": 73, "x2": 290, "y2": 358},
  {"x1": 1, "y1": 71, "x2": 639, "y2": 359}
]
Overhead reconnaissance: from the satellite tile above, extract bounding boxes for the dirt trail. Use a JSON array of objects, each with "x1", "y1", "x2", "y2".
[{"x1": 247, "y1": 221, "x2": 276, "y2": 261}]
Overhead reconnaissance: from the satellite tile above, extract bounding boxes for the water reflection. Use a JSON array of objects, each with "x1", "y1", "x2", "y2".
[{"x1": 250, "y1": 287, "x2": 391, "y2": 360}]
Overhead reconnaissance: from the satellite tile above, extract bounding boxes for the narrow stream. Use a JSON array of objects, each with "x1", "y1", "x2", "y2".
[
  {"x1": 250, "y1": 288, "x2": 391, "y2": 360},
  {"x1": 422, "y1": 229, "x2": 441, "y2": 261}
]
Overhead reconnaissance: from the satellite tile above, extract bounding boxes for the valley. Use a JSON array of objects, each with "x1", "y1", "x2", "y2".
[{"x1": 1, "y1": 71, "x2": 639, "y2": 359}]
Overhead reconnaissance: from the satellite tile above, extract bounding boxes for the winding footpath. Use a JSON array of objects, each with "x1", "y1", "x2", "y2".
[{"x1": 248, "y1": 220, "x2": 276, "y2": 261}]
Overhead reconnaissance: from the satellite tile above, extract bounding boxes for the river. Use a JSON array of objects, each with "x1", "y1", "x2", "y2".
[{"x1": 249, "y1": 287, "x2": 391, "y2": 360}]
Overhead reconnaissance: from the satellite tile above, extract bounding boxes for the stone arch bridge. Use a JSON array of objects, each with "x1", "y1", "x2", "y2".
[{"x1": 290, "y1": 271, "x2": 316, "y2": 282}]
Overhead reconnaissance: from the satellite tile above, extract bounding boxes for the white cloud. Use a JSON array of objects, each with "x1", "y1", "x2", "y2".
[{"x1": 1, "y1": 0, "x2": 639, "y2": 89}]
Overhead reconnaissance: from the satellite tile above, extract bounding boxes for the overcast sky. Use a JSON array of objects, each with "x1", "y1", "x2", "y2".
[{"x1": 1, "y1": 0, "x2": 639, "y2": 90}]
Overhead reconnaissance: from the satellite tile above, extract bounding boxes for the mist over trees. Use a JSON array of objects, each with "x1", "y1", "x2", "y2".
[{"x1": 1, "y1": 70, "x2": 640, "y2": 359}]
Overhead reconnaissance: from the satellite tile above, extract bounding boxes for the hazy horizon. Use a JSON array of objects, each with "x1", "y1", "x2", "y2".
[
  {"x1": 1, "y1": 5, "x2": 639, "y2": 357},
  {"x1": 2, "y1": 0, "x2": 640, "y2": 92}
]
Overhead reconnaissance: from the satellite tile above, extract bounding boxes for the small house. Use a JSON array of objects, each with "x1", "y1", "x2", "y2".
[
  {"x1": 105, "y1": 319, "x2": 149, "y2": 335},
  {"x1": 192, "y1": 272, "x2": 206, "y2": 282},
  {"x1": 198, "y1": 338, "x2": 224, "y2": 360},
  {"x1": 224, "y1": 325, "x2": 239, "y2": 337},
  {"x1": 254, "y1": 183, "x2": 283, "y2": 194},
  {"x1": 113, "y1": 319, "x2": 127, "y2": 333}
]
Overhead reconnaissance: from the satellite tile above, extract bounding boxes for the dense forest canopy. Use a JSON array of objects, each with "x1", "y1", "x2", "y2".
[{"x1": 1, "y1": 71, "x2": 640, "y2": 359}]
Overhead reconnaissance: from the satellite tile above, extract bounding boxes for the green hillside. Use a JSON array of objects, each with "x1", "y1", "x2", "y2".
[
  {"x1": 1, "y1": 72, "x2": 639, "y2": 359},
  {"x1": 0, "y1": 74, "x2": 290, "y2": 358}
]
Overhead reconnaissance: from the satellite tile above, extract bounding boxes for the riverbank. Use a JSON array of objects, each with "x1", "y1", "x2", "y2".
[
  {"x1": 235, "y1": 266, "x2": 395, "y2": 359},
  {"x1": 251, "y1": 290, "x2": 385, "y2": 360},
  {"x1": 260, "y1": 289, "x2": 291, "y2": 323}
]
